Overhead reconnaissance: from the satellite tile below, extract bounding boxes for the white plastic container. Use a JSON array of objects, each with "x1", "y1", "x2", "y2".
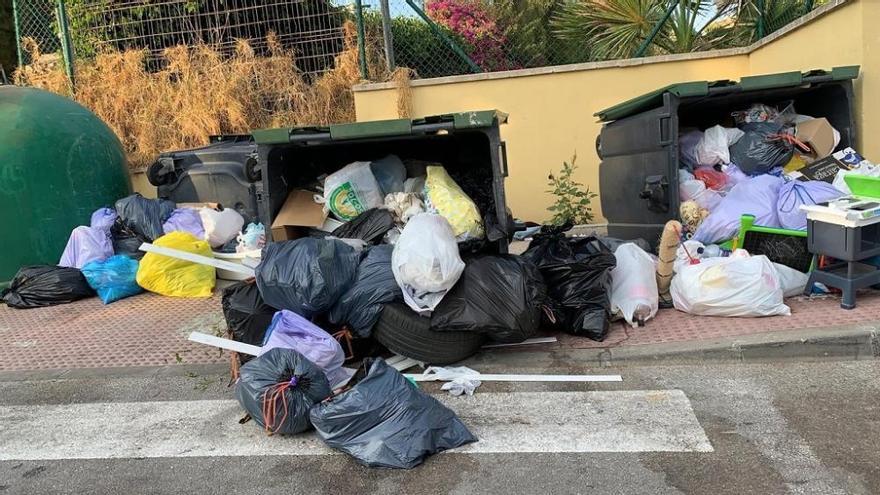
[{"x1": 213, "y1": 250, "x2": 261, "y2": 280}]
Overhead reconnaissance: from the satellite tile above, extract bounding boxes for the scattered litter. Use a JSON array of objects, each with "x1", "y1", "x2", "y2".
[
  {"x1": 423, "y1": 366, "x2": 482, "y2": 396},
  {"x1": 481, "y1": 336, "x2": 558, "y2": 348},
  {"x1": 236, "y1": 223, "x2": 265, "y2": 252}
]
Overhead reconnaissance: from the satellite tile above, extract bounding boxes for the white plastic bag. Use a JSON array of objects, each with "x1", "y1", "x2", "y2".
[
  {"x1": 772, "y1": 262, "x2": 809, "y2": 298},
  {"x1": 323, "y1": 161, "x2": 384, "y2": 221},
  {"x1": 695, "y1": 125, "x2": 745, "y2": 167},
  {"x1": 680, "y1": 179, "x2": 723, "y2": 211},
  {"x1": 670, "y1": 254, "x2": 790, "y2": 317},
  {"x1": 610, "y1": 244, "x2": 658, "y2": 327},
  {"x1": 673, "y1": 240, "x2": 705, "y2": 273},
  {"x1": 199, "y1": 207, "x2": 245, "y2": 248},
  {"x1": 391, "y1": 213, "x2": 465, "y2": 314}
]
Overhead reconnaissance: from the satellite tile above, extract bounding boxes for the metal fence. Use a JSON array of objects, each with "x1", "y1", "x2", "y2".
[
  {"x1": 357, "y1": 0, "x2": 825, "y2": 79},
  {"x1": 13, "y1": 0, "x2": 826, "y2": 84},
  {"x1": 14, "y1": 0, "x2": 349, "y2": 78}
]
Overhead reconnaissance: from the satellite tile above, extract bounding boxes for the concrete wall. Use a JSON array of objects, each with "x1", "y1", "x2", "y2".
[{"x1": 353, "y1": 0, "x2": 871, "y2": 223}]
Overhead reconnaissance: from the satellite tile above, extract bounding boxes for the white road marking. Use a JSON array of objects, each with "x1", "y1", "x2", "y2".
[{"x1": 0, "y1": 390, "x2": 712, "y2": 460}]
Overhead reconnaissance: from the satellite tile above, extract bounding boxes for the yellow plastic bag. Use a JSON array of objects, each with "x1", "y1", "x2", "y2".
[
  {"x1": 424, "y1": 166, "x2": 484, "y2": 240},
  {"x1": 136, "y1": 231, "x2": 216, "y2": 298}
]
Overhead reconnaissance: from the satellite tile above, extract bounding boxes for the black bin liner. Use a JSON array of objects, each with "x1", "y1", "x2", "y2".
[
  {"x1": 110, "y1": 218, "x2": 148, "y2": 260},
  {"x1": 222, "y1": 281, "x2": 278, "y2": 364},
  {"x1": 431, "y1": 255, "x2": 547, "y2": 343},
  {"x1": 309, "y1": 358, "x2": 476, "y2": 469},
  {"x1": 2, "y1": 265, "x2": 95, "y2": 309},
  {"x1": 234, "y1": 347, "x2": 331, "y2": 435},
  {"x1": 255, "y1": 238, "x2": 360, "y2": 318},
  {"x1": 729, "y1": 122, "x2": 795, "y2": 175},
  {"x1": 521, "y1": 227, "x2": 617, "y2": 341},
  {"x1": 328, "y1": 245, "x2": 401, "y2": 338},
  {"x1": 114, "y1": 193, "x2": 176, "y2": 242},
  {"x1": 331, "y1": 208, "x2": 395, "y2": 244}
]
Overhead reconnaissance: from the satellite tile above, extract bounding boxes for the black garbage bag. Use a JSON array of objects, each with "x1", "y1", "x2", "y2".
[
  {"x1": 255, "y1": 238, "x2": 360, "y2": 318},
  {"x1": 110, "y1": 218, "x2": 147, "y2": 260},
  {"x1": 729, "y1": 122, "x2": 795, "y2": 175},
  {"x1": 222, "y1": 281, "x2": 278, "y2": 364},
  {"x1": 309, "y1": 358, "x2": 477, "y2": 469},
  {"x1": 114, "y1": 193, "x2": 176, "y2": 241},
  {"x1": 431, "y1": 255, "x2": 547, "y2": 343},
  {"x1": 235, "y1": 347, "x2": 331, "y2": 435},
  {"x1": 2, "y1": 265, "x2": 95, "y2": 309},
  {"x1": 331, "y1": 208, "x2": 395, "y2": 244},
  {"x1": 521, "y1": 227, "x2": 617, "y2": 341},
  {"x1": 328, "y1": 245, "x2": 401, "y2": 338}
]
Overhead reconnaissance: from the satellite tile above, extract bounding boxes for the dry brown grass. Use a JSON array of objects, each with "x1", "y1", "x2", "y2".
[
  {"x1": 15, "y1": 22, "x2": 390, "y2": 170},
  {"x1": 392, "y1": 67, "x2": 414, "y2": 119}
]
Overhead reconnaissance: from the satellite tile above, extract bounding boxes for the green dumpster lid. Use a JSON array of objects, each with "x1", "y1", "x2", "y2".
[
  {"x1": 594, "y1": 66, "x2": 859, "y2": 123},
  {"x1": 252, "y1": 110, "x2": 508, "y2": 145}
]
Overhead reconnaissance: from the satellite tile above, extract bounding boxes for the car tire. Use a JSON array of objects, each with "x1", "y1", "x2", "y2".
[{"x1": 373, "y1": 303, "x2": 486, "y2": 365}]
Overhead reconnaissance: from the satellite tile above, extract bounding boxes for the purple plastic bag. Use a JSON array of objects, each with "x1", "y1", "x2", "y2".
[
  {"x1": 260, "y1": 310, "x2": 353, "y2": 387},
  {"x1": 777, "y1": 180, "x2": 844, "y2": 230},
  {"x1": 162, "y1": 208, "x2": 205, "y2": 240},
  {"x1": 90, "y1": 208, "x2": 117, "y2": 231},
  {"x1": 694, "y1": 175, "x2": 783, "y2": 244},
  {"x1": 58, "y1": 226, "x2": 114, "y2": 269}
]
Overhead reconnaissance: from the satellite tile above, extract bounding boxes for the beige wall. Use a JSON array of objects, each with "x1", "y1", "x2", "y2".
[{"x1": 353, "y1": 0, "x2": 872, "y2": 223}]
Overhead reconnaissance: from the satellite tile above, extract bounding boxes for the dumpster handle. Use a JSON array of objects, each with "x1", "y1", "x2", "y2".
[
  {"x1": 658, "y1": 116, "x2": 672, "y2": 146},
  {"x1": 499, "y1": 141, "x2": 509, "y2": 177}
]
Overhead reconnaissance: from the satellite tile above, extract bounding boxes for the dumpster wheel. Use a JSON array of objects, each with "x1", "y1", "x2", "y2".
[{"x1": 373, "y1": 303, "x2": 486, "y2": 365}]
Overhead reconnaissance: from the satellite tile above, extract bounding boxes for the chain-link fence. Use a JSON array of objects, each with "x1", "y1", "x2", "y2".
[
  {"x1": 13, "y1": 0, "x2": 350, "y2": 78},
  {"x1": 357, "y1": 0, "x2": 825, "y2": 79},
  {"x1": 13, "y1": 0, "x2": 827, "y2": 84}
]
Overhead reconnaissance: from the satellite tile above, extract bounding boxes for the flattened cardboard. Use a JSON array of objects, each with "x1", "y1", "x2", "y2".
[{"x1": 270, "y1": 190, "x2": 326, "y2": 241}]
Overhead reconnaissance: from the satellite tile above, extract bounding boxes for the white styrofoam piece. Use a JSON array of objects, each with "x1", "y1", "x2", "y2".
[
  {"x1": 407, "y1": 373, "x2": 622, "y2": 383},
  {"x1": 482, "y1": 337, "x2": 558, "y2": 348},
  {"x1": 188, "y1": 332, "x2": 261, "y2": 356},
  {"x1": 138, "y1": 243, "x2": 255, "y2": 277}
]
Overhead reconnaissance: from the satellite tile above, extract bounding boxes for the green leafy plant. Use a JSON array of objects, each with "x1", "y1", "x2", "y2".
[{"x1": 546, "y1": 153, "x2": 597, "y2": 225}]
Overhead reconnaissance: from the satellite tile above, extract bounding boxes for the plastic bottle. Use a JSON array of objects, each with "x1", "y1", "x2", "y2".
[{"x1": 702, "y1": 244, "x2": 722, "y2": 258}]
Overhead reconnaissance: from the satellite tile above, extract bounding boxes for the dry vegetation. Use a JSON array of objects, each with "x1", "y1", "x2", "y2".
[{"x1": 15, "y1": 22, "x2": 391, "y2": 170}]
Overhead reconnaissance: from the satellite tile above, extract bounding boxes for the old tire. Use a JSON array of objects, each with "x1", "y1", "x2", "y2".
[{"x1": 373, "y1": 303, "x2": 486, "y2": 365}]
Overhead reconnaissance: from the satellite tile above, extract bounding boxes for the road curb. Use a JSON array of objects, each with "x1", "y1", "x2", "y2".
[{"x1": 464, "y1": 324, "x2": 880, "y2": 369}]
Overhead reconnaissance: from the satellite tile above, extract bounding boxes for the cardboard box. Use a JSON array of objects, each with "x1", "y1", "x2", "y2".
[
  {"x1": 270, "y1": 189, "x2": 327, "y2": 241},
  {"x1": 796, "y1": 118, "x2": 837, "y2": 160}
]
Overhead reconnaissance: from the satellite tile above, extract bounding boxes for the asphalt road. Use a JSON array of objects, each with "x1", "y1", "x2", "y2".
[{"x1": 0, "y1": 360, "x2": 878, "y2": 495}]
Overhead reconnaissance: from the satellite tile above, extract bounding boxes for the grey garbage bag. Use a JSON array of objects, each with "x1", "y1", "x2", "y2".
[
  {"x1": 328, "y1": 245, "x2": 402, "y2": 338},
  {"x1": 309, "y1": 358, "x2": 477, "y2": 469},
  {"x1": 235, "y1": 347, "x2": 331, "y2": 435},
  {"x1": 114, "y1": 193, "x2": 176, "y2": 241},
  {"x1": 255, "y1": 238, "x2": 360, "y2": 318}
]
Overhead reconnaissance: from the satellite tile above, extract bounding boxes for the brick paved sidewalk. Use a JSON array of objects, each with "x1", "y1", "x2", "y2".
[{"x1": 2, "y1": 289, "x2": 879, "y2": 371}]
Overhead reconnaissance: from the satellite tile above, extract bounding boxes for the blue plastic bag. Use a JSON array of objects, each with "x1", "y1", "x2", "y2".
[
  {"x1": 81, "y1": 255, "x2": 143, "y2": 304},
  {"x1": 777, "y1": 180, "x2": 844, "y2": 230},
  {"x1": 163, "y1": 208, "x2": 205, "y2": 239}
]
